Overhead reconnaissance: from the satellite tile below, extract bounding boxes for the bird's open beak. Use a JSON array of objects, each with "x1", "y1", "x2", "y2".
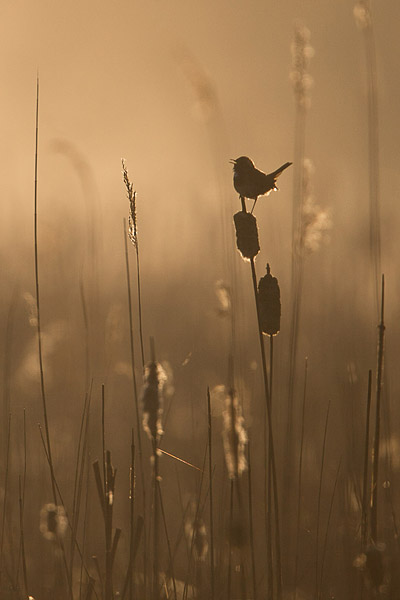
[{"x1": 229, "y1": 159, "x2": 237, "y2": 165}]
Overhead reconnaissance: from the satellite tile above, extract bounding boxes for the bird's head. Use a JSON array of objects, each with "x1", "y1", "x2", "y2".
[{"x1": 230, "y1": 156, "x2": 255, "y2": 172}]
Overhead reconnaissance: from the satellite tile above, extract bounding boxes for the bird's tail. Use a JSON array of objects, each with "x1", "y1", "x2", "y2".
[{"x1": 271, "y1": 161, "x2": 293, "y2": 180}]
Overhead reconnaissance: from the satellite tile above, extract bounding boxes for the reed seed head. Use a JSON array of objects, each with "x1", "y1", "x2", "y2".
[
  {"x1": 222, "y1": 388, "x2": 248, "y2": 479},
  {"x1": 233, "y1": 211, "x2": 260, "y2": 261},
  {"x1": 258, "y1": 264, "x2": 281, "y2": 336},
  {"x1": 141, "y1": 361, "x2": 167, "y2": 443},
  {"x1": 290, "y1": 23, "x2": 314, "y2": 110},
  {"x1": 215, "y1": 280, "x2": 231, "y2": 317}
]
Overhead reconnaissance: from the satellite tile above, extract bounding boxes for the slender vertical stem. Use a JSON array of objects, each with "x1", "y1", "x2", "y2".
[
  {"x1": 318, "y1": 458, "x2": 341, "y2": 599},
  {"x1": 17, "y1": 410, "x2": 28, "y2": 595},
  {"x1": 129, "y1": 431, "x2": 135, "y2": 600},
  {"x1": 371, "y1": 275, "x2": 385, "y2": 542},
  {"x1": 247, "y1": 443, "x2": 257, "y2": 600},
  {"x1": 207, "y1": 388, "x2": 215, "y2": 600},
  {"x1": 0, "y1": 413, "x2": 11, "y2": 588},
  {"x1": 152, "y1": 439, "x2": 160, "y2": 600},
  {"x1": 135, "y1": 243, "x2": 145, "y2": 368},
  {"x1": 227, "y1": 480, "x2": 234, "y2": 600},
  {"x1": 294, "y1": 358, "x2": 308, "y2": 599},
  {"x1": 315, "y1": 400, "x2": 330, "y2": 599},
  {"x1": 158, "y1": 484, "x2": 177, "y2": 600},
  {"x1": 362, "y1": 370, "x2": 372, "y2": 549},
  {"x1": 33, "y1": 76, "x2": 57, "y2": 503},
  {"x1": 123, "y1": 219, "x2": 148, "y2": 597}
]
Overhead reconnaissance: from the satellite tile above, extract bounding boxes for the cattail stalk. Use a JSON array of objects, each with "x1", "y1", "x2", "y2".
[
  {"x1": 249, "y1": 256, "x2": 282, "y2": 599},
  {"x1": 234, "y1": 199, "x2": 282, "y2": 597}
]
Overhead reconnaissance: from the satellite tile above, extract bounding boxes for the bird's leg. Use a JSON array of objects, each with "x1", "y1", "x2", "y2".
[
  {"x1": 240, "y1": 195, "x2": 247, "y2": 212},
  {"x1": 250, "y1": 197, "x2": 258, "y2": 214}
]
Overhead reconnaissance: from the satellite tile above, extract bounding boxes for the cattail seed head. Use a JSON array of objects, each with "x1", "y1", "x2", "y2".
[
  {"x1": 222, "y1": 388, "x2": 248, "y2": 479},
  {"x1": 233, "y1": 211, "x2": 260, "y2": 261},
  {"x1": 141, "y1": 361, "x2": 166, "y2": 443},
  {"x1": 258, "y1": 264, "x2": 281, "y2": 336},
  {"x1": 39, "y1": 503, "x2": 68, "y2": 541}
]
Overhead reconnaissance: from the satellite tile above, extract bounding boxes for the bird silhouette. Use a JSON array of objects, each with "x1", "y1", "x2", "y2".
[{"x1": 231, "y1": 156, "x2": 292, "y2": 213}]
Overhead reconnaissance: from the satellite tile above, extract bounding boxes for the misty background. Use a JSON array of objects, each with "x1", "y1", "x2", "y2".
[{"x1": 0, "y1": 0, "x2": 400, "y2": 595}]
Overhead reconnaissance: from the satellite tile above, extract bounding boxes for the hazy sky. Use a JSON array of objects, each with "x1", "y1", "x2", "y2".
[{"x1": 1, "y1": 0, "x2": 399, "y2": 302}]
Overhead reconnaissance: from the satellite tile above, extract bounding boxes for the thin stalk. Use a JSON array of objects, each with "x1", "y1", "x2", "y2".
[
  {"x1": 123, "y1": 219, "x2": 148, "y2": 595},
  {"x1": 362, "y1": 370, "x2": 372, "y2": 549},
  {"x1": 207, "y1": 387, "x2": 215, "y2": 600},
  {"x1": 371, "y1": 275, "x2": 385, "y2": 542},
  {"x1": 70, "y1": 389, "x2": 91, "y2": 577},
  {"x1": 135, "y1": 240, "x2": 145, "y2": 368},
  {"x1": 267, "y1": 335, "x2": 274, "y2": 599},
  {"x1": 33, "y1": 75, "x2": 57, "y2": 503},
  {"x1": 158, "y1": 483, "x2": 177, "y2": 600},
  {"x1": 315, "y1": 400, "x2": 331, "y2": 599},
  {"x1": 129, "y1": 431, "x2": 135, "y2": 599},
  {"x1": 18, "y1": 475, "x2": 28, "y2": 597},
  {"x1": 247, "y1": 443, "x2": 257, "y2": 600},
  {"x1": 152, "y1": 439, "x2": 160, "y2": 600},
  {"x1": 16, "y1": 410, "x2": 28, "y2": 593},
  {"x1": 318, "y1": 458, "x2": 342, "y2": 599},
  {"x1": 0, "y1": 414, "x2": 11, "y2": 589},
  {"x1": 294, "y1": 357, "x2": 308, "y2": 599},
  {"x1": 227, "y1": 480, "x2": 234, "y2": 600}
]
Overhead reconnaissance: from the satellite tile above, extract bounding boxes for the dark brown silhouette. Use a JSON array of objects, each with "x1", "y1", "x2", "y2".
[{"x1": 231, "y1": 156, "x2": 292, "y2": 212}]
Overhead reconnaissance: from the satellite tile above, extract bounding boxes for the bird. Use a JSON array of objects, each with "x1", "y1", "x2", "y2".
[{"x1": 230, "y1": 156, "x2": 292, "y2": 213}]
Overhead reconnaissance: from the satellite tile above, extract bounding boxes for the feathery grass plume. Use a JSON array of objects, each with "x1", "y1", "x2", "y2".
[
  {"x1": 184, "y1": 501, "x2": 209, "y2": 562},
  {"x1": 233, "y1": 211, "x2": 260, "y2": 261},
  {"x1": 39, "y1": 503, "x2": 68, "y2": 541},
  {"x1": 122, "y1": 159, "x2": 137, "y2": 248},
  {"x1": 215, "y1": 280, "x2": 231, "y2": 318},
  {"x1": 141, "y1": 361, "x2": 167, "y2": 443},
  {"x1": 301, "y1": 159, "x2": 331, "y2": 252},
  {"x1": 353, "y1": 0, "x2": 372, "y2": 29},
  {"x1": 258, "y1": 264, "x2": 281, "y2": 336},
  {"x1": 290, "y1": 23, "x2": 314, "y2": 111},
  {"x1": 222, "y1": 388, "x2": 248, "y2": 479}
]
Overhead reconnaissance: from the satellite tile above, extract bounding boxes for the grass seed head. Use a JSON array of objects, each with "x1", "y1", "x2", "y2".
[
  {"x1": 122, "y1": 158, "x2": 138, "y2": 247},
  {"x1": 258, "y1": 264, "x2": 281, "y2": 336},
  {"x1": 233, "y1": 211, "x2": 260, "y2": 261}
]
